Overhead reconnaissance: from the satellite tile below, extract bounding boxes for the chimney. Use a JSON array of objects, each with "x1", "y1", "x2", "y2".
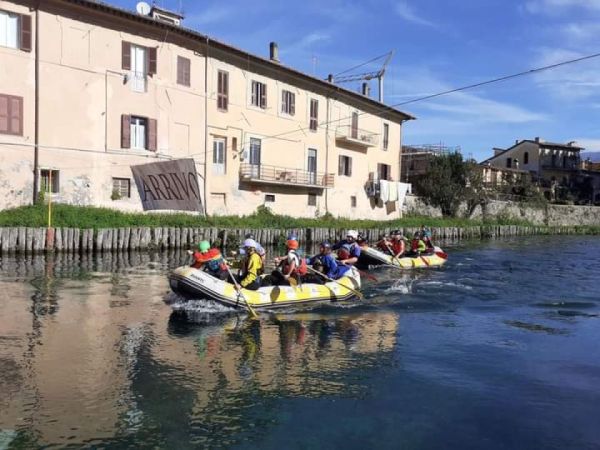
[
  {"x1": 327, "y1": 74, "x2": 334, "y2": 83},
  {"x1": 361, "y1": 82, "x2": 370, "y2": 97},
  {"x1": 515, "y1": 139, "x2": 519, "y2": 145},
  {"x1": 535, "y1": 137, "x2": 541, "y2": 143},
  {"x1": 269, "y1": 42, "x2": 279, "y2": 62}
]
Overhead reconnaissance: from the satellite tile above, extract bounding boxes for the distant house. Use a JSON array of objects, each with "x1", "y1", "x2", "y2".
[
  {"x1": 481, "y1": 138, "x2": 600, "y2": 204},
  {"x1": 400, "y1": 144, "x2": 461, "y2": 185}
]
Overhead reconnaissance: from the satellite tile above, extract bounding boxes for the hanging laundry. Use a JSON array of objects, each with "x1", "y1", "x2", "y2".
[
  {"x1": 397, "y1": 182, "x2": 411, "y2": 209},
  {"x1": 379, "y1": 180, "x2": 390, "y2": 203},
  {"x1": 388, "y1": 181, "x2": 398, "y2": 202}
]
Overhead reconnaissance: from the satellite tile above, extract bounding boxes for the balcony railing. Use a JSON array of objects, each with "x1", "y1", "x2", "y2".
[
  {"x1": 240, "y1": 163, "x2": 334, "y2": 188},
  {"x1": 335, "y1": 125, "x2": 378, "y2": 147}
]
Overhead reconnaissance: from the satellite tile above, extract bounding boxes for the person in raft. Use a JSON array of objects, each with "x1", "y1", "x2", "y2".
[
  {"x1": 305, "y1": 241, "x2": 350, "y2": 284},
  {"x1": 270, "y1": 239, "x2": 307, "y2": 286},
  {"x1": 420, "y1": 225, "x2": 435, "y2": 253},
  {"x1": 407, "y1": 231, "x2": 427, "y2": 257},
  {"x1": 389, "y1": 230, "x2": 406, "y2": 258},
  {"x1": 376, "y1": 233, "x2": 392, "y2": 253},
  {"x1": 356, "y1": 234, "x2": 369, "y2": 248},
  {"x1": 332, "y1": 230, "x2": 361, "y2": 266},
  {"x1": 238, "y1": 233, "x2": 267, "y2": 265},
  {"x1": 190, "y1": 240, "x2": 228, "y2": 279},
  {"x1": 234, "y1": 238, "x2": 264, "y2": 291}
]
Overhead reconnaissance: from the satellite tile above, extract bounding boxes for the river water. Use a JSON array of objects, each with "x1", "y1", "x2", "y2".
[{"x1": 1, "y1": 236, "x2": 599, "y2": 449}]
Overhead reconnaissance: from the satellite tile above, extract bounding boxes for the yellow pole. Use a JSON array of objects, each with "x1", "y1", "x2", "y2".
[{"x1": 47, "y1": 170, "x2": 52, "y2": 228}]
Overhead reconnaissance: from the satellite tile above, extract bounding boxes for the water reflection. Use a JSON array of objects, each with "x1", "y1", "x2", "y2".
[{"x1": 0, "y1": 251, "x2": 400, "y2": 448}]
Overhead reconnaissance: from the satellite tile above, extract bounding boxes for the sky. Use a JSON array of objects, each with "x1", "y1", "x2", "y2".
[{"x1": 111, "y1": 0, "x2": 600, "y2": 161}]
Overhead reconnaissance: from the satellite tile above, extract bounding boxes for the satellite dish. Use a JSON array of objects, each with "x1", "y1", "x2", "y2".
[{"x1": 136, "y1": 1, "x2": 151, "y2": 15}]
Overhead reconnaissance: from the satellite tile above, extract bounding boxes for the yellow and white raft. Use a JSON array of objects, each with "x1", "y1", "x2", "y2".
[
  {"x1": 359, "y1": 246, "x2": 448, "y2": 269},
  {"x1": 168, "y1": 266, "x2": 362, "y2": 310}
]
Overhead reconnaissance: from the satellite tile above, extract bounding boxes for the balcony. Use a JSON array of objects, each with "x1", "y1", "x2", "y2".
[
  {"x1": 240, "y1": 163, "x2": 334, "y2": 189},
  {"x1": 335, "y1": 125, "x2": 378, "y2": 148}
]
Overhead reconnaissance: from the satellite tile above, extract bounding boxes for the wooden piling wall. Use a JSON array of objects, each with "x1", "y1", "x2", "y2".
[{"x1": 0, "y1": 225, "x2": 594, "y2": 255}]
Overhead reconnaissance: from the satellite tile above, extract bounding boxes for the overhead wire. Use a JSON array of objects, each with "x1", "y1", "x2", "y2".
[{"x1": 234, "y1": 50, "x2": 600, "y2": 151}]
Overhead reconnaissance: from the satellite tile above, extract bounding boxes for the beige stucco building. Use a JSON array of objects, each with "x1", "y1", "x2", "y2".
[{"x1": 0, "y1": 0, "x2": 414, "y2": 219}]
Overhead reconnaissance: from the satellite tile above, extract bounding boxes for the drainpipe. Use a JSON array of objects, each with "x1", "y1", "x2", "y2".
[
  {"x1": 325, "y1": 95, "x2": 330, "y2": 213},
  {"x1": 203, "y1": 37, "x2": 209, "y2": 216},
  {"x1": 32, "y1": 2, "x2": 40, "y2": 204}
]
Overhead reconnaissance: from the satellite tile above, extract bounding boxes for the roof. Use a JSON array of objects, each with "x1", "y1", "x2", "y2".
[
  {"x1": 480, "y1": 139, "x2": 584, "y2": 165},
  {"x1": 57, "y1": 0, "x2": 415, "y2": 123}
]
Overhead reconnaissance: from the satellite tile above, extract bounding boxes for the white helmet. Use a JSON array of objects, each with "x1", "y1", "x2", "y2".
[
  {"x1": 347, "y1": 230, "x2": 358, "y2": 239},
  {"x1": 243, "y1": 238, "x2": 257, "y2": 248}
]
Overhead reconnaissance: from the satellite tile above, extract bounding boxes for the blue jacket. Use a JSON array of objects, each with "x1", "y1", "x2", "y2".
[
  {"x1": 332, "y1": 240, "x2": 361, "y2": 258},
  {"x1": 308, "y1": 254, "x2": 350, "y2": 280}
]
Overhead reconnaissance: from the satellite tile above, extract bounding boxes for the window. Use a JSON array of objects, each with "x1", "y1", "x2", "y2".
[
  {"x1": 213, "y1": 137, "x2": 226, "y2": 175},
  {"x1": 308, "y1": 193, "x2": 317, "y2": 206},
  {"x1": 112, "y1": 178, "x2": 131, "y2": 198},
  {"x1": 0, "y1": 10, "x2": 30, "y2": 51},
  {"x1": 217, "y1": 70, "x2": 229, "y2": 111},
  {"x1": 121, "y1": 115, "x2": 157, "y2": 151},
  {"x1": 307, "y1": 149, "x2": 317, "y2": 184},
  {"x1": 122, "y1": 42, "x2": 156, "y2": 92},
  {"x1": 506, "y1": 157, "x2": 512, "y2": 168},
  {"x1": 377, "y1": 163, "x2": 391, "y2": 181},
  {"x1": 251, "y1": 81, "x2": 267, "y2": 109},
  {"x1": 351, "y1": 196, "x2": 357, "y2": 208},
  {"x1": 338, "y1": 155, "x2": 352, "y2": 177},
  {"x1": 131, "y1": 116, "x2": 147, "y2": 149},
  {"x1": 0, "y1": 93, "x2": 23, "y2": 136},
  {"x1": 281, "y1": 90, "x2": 295, "y2": 115},
  {"x1": 383, "y1": 123, "x2": 389, "y2": 150},
  {"x1": 523, "y1": 152, "x2": 529, "y2": 165},
  {"x1": 177, "y1": 56, "x2": 191, "y2": 86},
  {"x1": 265, "y1": 194, "x2": 275, "y2": 203},
  {"x1": 309, "y1": 99, "x2": 318, "y2": 131},
  {"x1": 40, "y1": 169, "x2": 59, "y2": 194}
]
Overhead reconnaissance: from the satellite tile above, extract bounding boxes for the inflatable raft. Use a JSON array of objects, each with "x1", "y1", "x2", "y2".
[
  {"x1": 358, "y1": 246, "x2": 448, "y2": 269},
  {"x1": 168, "y1": 266, "x2": 362, "y2": 310}
]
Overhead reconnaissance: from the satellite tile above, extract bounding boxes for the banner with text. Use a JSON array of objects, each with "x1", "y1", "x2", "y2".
[{"x1": 131, "y1": 158, "x2": 203, "y2": 213}]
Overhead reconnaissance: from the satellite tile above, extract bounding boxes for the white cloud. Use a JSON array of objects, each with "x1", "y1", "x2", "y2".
[
  {"x1": 532, "y1": 47, "x2": 600, "y2": 100},
  {"x1": 394, "y1": 2, "x2": 434, "y2": 27},
  {"x1": 524, "y1": 0, "x2": 600, "y2": 14},
  {"x1": 574, "y1": 138, "x2": 600, "y2": 151}
]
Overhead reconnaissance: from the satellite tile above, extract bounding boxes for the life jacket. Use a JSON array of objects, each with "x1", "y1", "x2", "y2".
[{"x1": 284, "y1": 250, "x2": 308, "y2": 276}]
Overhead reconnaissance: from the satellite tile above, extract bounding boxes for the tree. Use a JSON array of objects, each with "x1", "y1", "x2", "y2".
[{"x1": 415, "y1": 152, "x2": 470, "y2": 217}]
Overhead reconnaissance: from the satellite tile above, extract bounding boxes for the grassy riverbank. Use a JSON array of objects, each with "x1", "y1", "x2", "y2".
[{"x1": 0, "y1": 204, "x2": 534, "y2": 230}]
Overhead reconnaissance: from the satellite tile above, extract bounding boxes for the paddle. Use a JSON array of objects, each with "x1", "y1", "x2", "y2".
[
  {"x1": 357, "y1": 269, "x2": 378, "y2": 282},
  {"x1": 225, "y1": 265, "x2": 259, "y2": 319},
  {"x1": 306, "y1": 266, "x2": 364, "y2": 300}
]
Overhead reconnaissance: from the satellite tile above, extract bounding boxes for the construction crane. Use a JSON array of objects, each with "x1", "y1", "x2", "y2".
[{"x1": 329, "y1": 51, "x2": 394, "y2": 102}]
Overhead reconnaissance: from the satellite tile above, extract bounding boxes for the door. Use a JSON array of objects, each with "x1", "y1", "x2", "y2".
[
  {"x1": 131, "y1": 45, "x2": 147, "y2": 92},
  {"x1": 249, "y1": 138, "x2": 261, "y2": 178},
  {"x1": 213, "y1": 138, "x2": 226, "y2": 175},
  {"x1": 351, "y1": 112, "x2": 358, "y2": 139},
  {"x1": 307, "y1": 149, "x2": 317, "y2": 185}
]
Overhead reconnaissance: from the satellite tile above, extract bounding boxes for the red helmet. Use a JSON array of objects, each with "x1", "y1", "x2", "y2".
[{"x1": 287, "y1": 239, "x2": 299, "y2": 250}]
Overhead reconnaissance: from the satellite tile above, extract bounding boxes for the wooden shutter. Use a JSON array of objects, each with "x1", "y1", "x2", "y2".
[
  {"x1": 0, "y1": 96, "x2": 8, "y2": 134},
  {"x1": 338, "y1": 156, "x2": 343, "y2": 176},
  {"x1": 20, "y1": 15, "x2": 32, "y2": 52},
  {"x1": 147, "y1": 118, "x2": 157, "y2": 151},
  {"x1": 148, "y1": 47, "x2": 157, "y2": 76},
  {"x1": 122, "y1": 42, "x2": 131, "y2": 70},
  {"x1": 121, "y1": 114, "x2": 131, "y2": 148},
  {"x1": 9, "y1": 97, "x2": 23, "y2": 135},
  {"x1": 348, "y1": 157, "x2": 353, "y2": 177},
  {"x1": 217, "y1": 71, "x2": 228, "y2": 110},
  {"x1": 177, "y1": 56, "x2": 190, "y2": 86},
  {"x1": 290, "y1": 93, "x2": 295, "y2": 115},
  {"x1": 310, "y1": 99, "x2": 318, "y2": 130},
  {"x1": 260, "y1": 83, "x2": 267, "y2": 109},
  {"x1": 183, "y1": 58, "x2": 190, "y2": 86}
]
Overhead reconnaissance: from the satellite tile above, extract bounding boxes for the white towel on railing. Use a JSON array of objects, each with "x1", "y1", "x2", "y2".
[
  {"x1": 379, "y1": 180, "x2": 390, "y2": 202},
  {"x1": 397, "y1": 182, "x2": 411, "y2": 209}
]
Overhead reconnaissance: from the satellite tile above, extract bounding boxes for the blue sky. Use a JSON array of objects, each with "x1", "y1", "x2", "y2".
[{"x1": 112, "y1": 0, "x2": 600, "y2": 160}]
